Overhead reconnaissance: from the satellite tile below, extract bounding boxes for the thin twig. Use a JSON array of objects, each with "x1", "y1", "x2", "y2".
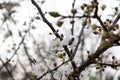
[
  {"x1": 73, "y1": 18, "x2": 86, "y2": 57},
  {"x1": 78, "y1": 46, "x2": 111, "y2": 74},
  {"x1": 78, "y1": 34, "x2": 120, "y2": 74},
  {"x1": 36, "y1": 60, "x2": 70, "y2": 80},
  {"x1": 17, "y1": 55, "x2": 30, "y2": 79},
  {"x1": 71, "y1": 0, "x2": 76, "y2": 35},
  {"x1": 0, "y1": 58, "x2": 13, "y2": 78},
  {"x1": 99, "y1": 62, "x2": 119, "y2": 68},
  {"x1": 60, "y1": 15, "x2": 92, "y2": 19},
  {"x1": 112, "y1": 13, "x2": 120, "y2": 26},
  {"x1": 0, "y1": 26, "x2": 30, "y2": 71},
  {"x1": 31, "y1": 0, "x2": 61, "y2": 39},
  {"x1": 93, "y1": 0, "x2": 108, "y2": 32}
]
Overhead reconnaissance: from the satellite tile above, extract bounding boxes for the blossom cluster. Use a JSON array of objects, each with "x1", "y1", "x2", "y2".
[{"x1": 50, "y1": 35, "x2": 77, "y2": 54}]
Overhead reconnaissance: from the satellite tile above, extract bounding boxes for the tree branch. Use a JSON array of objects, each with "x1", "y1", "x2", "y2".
[
  {"x1": 78, "y1": 46, "x2": 111, "y2": 74},
  {"x1": 31, "y1": 0, "x2": 77, "y2": 75},
  {"x1": 93, "y1": 0, "x2": 108, "y2": 32},
  {"x1": 112, "y1": 13, "x2": 120, "y2": 26},
  {"x1": 31, "y1": 0, "x2": 61, "y2": 39},
  {"x1": 36, "y1": 60, "x2": 70, "y2": 80}
]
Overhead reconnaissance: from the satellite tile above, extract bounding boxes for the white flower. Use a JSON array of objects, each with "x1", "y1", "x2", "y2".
[
  {"x1": 32, "y1": 62, "x2": 48, "y2": 78},
  {"x1": 79, "y1": 70, "x2": 89, "y2": 80},
  {"x1": 50, "y1": 38, "x2": 63, "y2": 52}
]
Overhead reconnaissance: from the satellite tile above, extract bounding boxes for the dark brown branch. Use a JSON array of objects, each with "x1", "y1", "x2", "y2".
[
  {"x1": 63, "y1": 45, "x2": 77, "y2": 69},
  {"x1": 99, "y1": 62, "x2": 119, "y2": 68},
  {"x1": 78, "y1": 46, "x2": 111, "y2": 74},
  {"x1": 112, "y1": 13, "x2": 120, "y2": 26},
  {"x1": 71, "y1": 0, "x2": 76, "y2": 35},
  {"x1": 31, "y1": 0, "x2": 61, "y2": 39},
  {"x1": 93, "y1": 0, "x2": 108, "y2": 32},
  {"x1": 60, "y1": 15, "x2": 92, "y2": 20},
  {"x1": 78, "y1": 31, "x2": 120, "y2": 74}
]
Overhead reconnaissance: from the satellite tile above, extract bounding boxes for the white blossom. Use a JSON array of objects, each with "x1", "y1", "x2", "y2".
[
  {"x1": 32, "y1": 62, "x2": 48, "y2": 78},
  {"x1": 50, "y1": 38, "x2": 63, "y2": 51}
]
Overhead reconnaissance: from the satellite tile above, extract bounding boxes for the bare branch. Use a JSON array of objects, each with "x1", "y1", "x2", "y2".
[
  {"x1": 71, "y1": 0, "x2": 76, "y2": 35},
  {"x1": 93, "y1": 0, "x2": 108, "y2": 32},
  {"x1": 78, "y1": 46, "x2": 111, "y2": 74},
  {"x1": 31, "y1": 0, "x2": 61, "y2": 39},
  {"x1": 112, "y1": 13, "x2": 120, "y2": 26},
  {"x1": 73, "y1": 18, "x2": 86, "y2": 57},
  {"x1": 0, "y1": 58, "x2": 13, "y2": 78},
  {"x1": 99, "y1": 62, "x2": 119, "y2": 68},
  {"x1": 36, "y1": 60, "x2": 70, "y2": 80}
]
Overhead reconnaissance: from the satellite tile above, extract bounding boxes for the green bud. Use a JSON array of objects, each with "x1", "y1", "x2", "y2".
[
  {"x1": 31, "y1": 25, "x2": 36, "y2": 29},
  {"x1": 58, "y1": 54, "x2": 63, "y2": 58},
  {"x1": 101, "y1": 4, "x2": 106, "y2": 11},
  {"x1": 92, "y1": 24, "x2": 98, "y2": 30},
  {"x1": 35, "y1": 16, "x2": 41, "y2": 20},
  {"x1": 71, "y1": 9, "x2": 77, "y2": 14},
  {"x1": 115, "y1": 7, "x2": 118, "y2": 12},
  {"x1": 49, "y1": 11, "x2": 60, "y2": 18},
  {"x1": 102, "y1": 32, "x2": 109, "y2": 40},
  {"x1": 108, "y1": 25, "x2": 113, "y2": 31},
  {"x1": 114, "y1": 24, "x2": 119, "y2": 29},
  {"x1": 101, "y1": 40, "x2": 112, "y2": 47},
  {"x1": 81, "y1": 5, "x2": 84, "y2": 10},
  {"x1": 56, "y1": 21, "x2": 63, "y2": 27},
  {"x1": 49, "y1": 32, "x2": 53, "y2": 35}
]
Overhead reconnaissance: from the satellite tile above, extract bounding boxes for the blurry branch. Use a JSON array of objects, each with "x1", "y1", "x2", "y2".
[
  {"x1": 0, "y1": 2, "x2": 19, "y2": 11},
  {"x1": 79, "y1": 39, "x2": 85, "y2": 63},
  {"x1": 0, "y1": 25, "x2": 31, "y2": 72},
  {"x1": 71, "y1": 0, "x2": 76, "y2": 35},
  {"x1": 36, "y1": 60, "x2": 70, "y2": 80},
  {"x1": 28, "y1": 18, "x2": 61, "y2": 79},
  {"x1": 99, "y1": 62, "x2": 120, "y2": 68},
  {"x1": 17, "y1": 55, "x2": 31, "y2": 79},
  {"x1": 0, "y1": 1, "x2": 19, "y2": 24},
  {"x1": 73, "y1": 18, "x2": 86, "y2": 57},
  {"x1": 31, "y1": 0, "x2": 77, "y2": 72},
  {"x1": 112, "y1": 13, "x2": 120, "y2": 26},
  {"x1": 18, "y1": 19, "x2": 34, "y2": 67},
  {"x1": 0, "y1": 58, "x2": 13, "y2": 78},
  {"x1": 59, "y1": 15, "x2": 92, "y2": 19}
]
